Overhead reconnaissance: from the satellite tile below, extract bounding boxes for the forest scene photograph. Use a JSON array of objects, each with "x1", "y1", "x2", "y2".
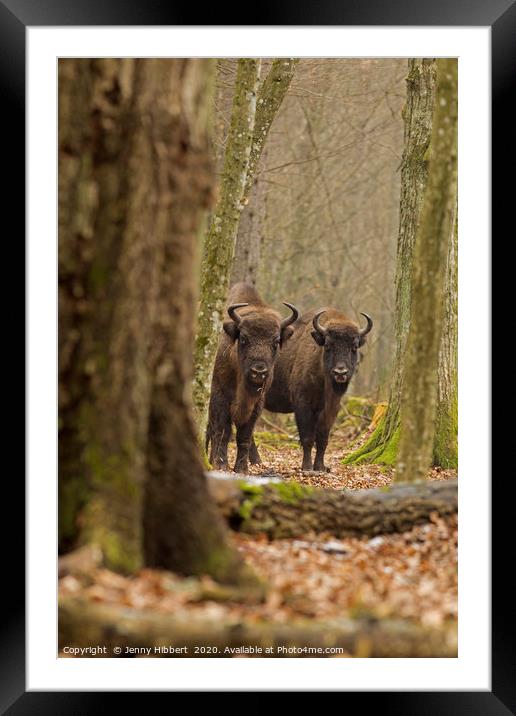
[{"x1": 58, "y1": 56, "x2": 458, "y2": 659}]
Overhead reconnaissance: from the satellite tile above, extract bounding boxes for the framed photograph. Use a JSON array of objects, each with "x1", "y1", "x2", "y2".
[{"x1": 7, "y1": 0, "x2": 508, "y2": 708}]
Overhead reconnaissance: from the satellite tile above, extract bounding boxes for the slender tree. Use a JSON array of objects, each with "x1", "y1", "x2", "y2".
[
  {"x1": 230, "y1": 147, "x2": 268, "y2": 286},
  {"x1": 193, "y1": 58, "x2": 298, "y2": 440},
  {"x1": 343, "y1": 59, "x2": 438, "y2": 465},
  {"x1": 59, "y1": 59, "x2": 254, "y2": 584},
  {"x1": 396, "y1": 59, "x2": 458, "y2": 482},
  {"x1": 192, "y1": 59, "x2": 261, "y2": 440}
]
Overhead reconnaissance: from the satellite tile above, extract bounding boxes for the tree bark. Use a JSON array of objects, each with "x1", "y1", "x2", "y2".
[
  {"x1": 396, "y1": 59, "x2": 458, "y2": 483},
  {"x1": 59, "y1": 59, "x2": 154, "y2": 569},
  {"x1": 207, "y1": 474, "x2": 457, "y2": 539},
  {"x1": 242, "y1": 59, "x2": 298, "y2": 203},
  {"x1": 59, "y1": 597, "x2": 457, "y2": 658},
  {"x1": 59, "y1": 59, "x2": 253, "y2": 583},
  {"x1": 192, "y1": 59, "x2": 261, "y2": 439},
  {"x1": 343, "y1": 59, "x2": 438, "y2": 466},
  {"x1": 230, "y1": 148, "x2": 268, "y2": 286},
  {"x1": 58, "y1": 59, "x2": 102, "y2": 551},
  {"x1": 433, "y1": 209, "x2": 458, "y2": 468},
  {"x1": 119, "y1": 61, "x2": 256, "y2": 586}
]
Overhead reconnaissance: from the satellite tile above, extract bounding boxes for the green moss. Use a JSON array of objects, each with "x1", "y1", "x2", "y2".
[
  {"x1": 238, "y1": 481, "x2": 264, "y2": 520},
  {"x1": 342, "y1": 416, "x2": 385, "y2": 464},
  {"x1": 374, "y1": 426, "x2": 400, "y2": 466},
  {"x1": 342, "y1": 405, "x2": 400, "y2": 466},
  {"x1": 254, "y1": 431, "x2": 298, "y2": 449},
  {"x1": 79, "y1": 419, "x2": 142, "y2": 573},
  {"x1": 59, "y1": 474, "x2": 87, "y2": 544},
  {"x1": 84, "y1": 516, "x2": 141, "y2": 574},
  {"x1": 237, "y1": 480, "x2": 313, "y2": 521},
  {"x1": 433, "y1": 394, "x2": 458, "y2": 469},
  {"x1": 345, "y1": 396, "x2": 375, "y2": 417},
  {"x1": 269, "y1": 481, "x2": 313, "y2": 503}
]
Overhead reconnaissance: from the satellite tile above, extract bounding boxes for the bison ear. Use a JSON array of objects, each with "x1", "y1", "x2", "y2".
[
  {"x1": 223, "y1": 320, "x2": 240, "y2": 342},
  {"x1": 280, "y1": 324, "x2": 294, "y2": 345},
  {"x1": 310, "y1": 329, "x2": 325, "y2": 347}
]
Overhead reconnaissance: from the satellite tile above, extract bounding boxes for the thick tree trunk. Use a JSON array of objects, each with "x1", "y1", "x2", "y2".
[
  {"x1": 58, "y1": 59, "x2": 101, "y2": 551},
  {"x1": 207, "y1": 474, "x2": 457, "y2": 539},
  {"x1": 434, "y1": 209, "x2": 458, "y2": 468},
  {"x1": 59, "y1": 597, "x2": 457, "y2": 658},
  {"x1": 396, "y1": 59, "x2": 458, "y2": 483},
  {"x1": 343, "y1": 59, "x2": 437, "y2": 466},
  {"x1": 59, "y1": 59, "x2": 154, "y2": 570},
  {"x1": 59, "y1": 59, "x2": 252, "y2": 583},
  {"x1": 192, "y1": 59, "x2": 261, "y2": 439}
]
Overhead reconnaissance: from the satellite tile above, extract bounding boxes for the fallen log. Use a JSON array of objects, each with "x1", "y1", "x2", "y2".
[
  {"x1": 59, "y1": 597, "x2": 457, "y2": 658},
  {"x1": 207, "y1": 472, "x2": 458, "y2": 539}
]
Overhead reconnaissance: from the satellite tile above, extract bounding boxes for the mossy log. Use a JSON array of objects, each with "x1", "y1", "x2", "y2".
[
  {"x1": 207, "y1": 473, "x2": 457, "y2": 539},
  {"x1": 59, "y1": 597, "x2": 457, "y2": 658}
]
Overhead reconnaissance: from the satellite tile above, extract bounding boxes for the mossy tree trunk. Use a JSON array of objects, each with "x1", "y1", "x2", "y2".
[
  {"x1": 59, "y1": 59, "x2": 149, "y2": 568},
  {"x1": 343, "y1": 59, "x2": 437, "y2": 466},
  {"x1": 433, "y1": 208, "x2": 458, "y2": 468},
  {"x1": 396, "y1": 59, "x2": 458, "y2": 483},
  {"x1": 207, "y1": 474, "x2": 457, "y2": 539},
  {"x1": 58, "y1": 59, "x2": 102, "y2": 551},
  {"x1": 140, "y1": 64, "x2": 258, "y2": 586},
  {"x1": 59, "y1": 59, "x2": 254, "y2": 583},
  {"x1": 59, "y1": 596, "x2": 457, "y2": 657},
  {"x1": 230, "y1": 146, "x2": 268, "y2": 286},
  {"x1": 192, "y1": 59, "x2": 260, "y2": 440},
  {"x1": 193, "y1": 59, "x2": 297, "y2": 440}
]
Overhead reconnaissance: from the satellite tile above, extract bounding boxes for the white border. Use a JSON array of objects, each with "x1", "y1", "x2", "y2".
[{"x1": 28, "y1": 27, "x2": 490, "y2": 691}]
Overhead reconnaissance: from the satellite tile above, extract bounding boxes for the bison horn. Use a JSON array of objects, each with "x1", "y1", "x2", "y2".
[
  {"x1": 312, "y1": 309, "x2": 328, "y2": 337},
  {"x1": 359, "y1": 312, "x2": 373, "y2": 337},
  {"x1": 227, "y1": 303, "x2": 248, "y2": 324},
  {"x1": 281, "y1": 302, "x2": 299, "y2": 330}
]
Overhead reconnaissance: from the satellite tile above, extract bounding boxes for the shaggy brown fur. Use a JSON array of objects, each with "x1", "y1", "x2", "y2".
[
  {"x1": 206, "y1": 283, "x2": 297, "y2": 473},
  {"x1": 264, "y1": 308, "x2": 372, "y2": 471}
]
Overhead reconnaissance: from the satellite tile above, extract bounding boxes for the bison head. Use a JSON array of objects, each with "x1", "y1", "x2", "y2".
[
  {"x1": 224, "y1": 302, "x2": 298, "y2": 389},
  {"x1": 311, "y1": 310, "x2": 373, "y2": 392}
]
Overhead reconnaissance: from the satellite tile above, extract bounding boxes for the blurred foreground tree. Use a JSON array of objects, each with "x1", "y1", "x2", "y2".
[
  {"x1": 193, "y1": 59, "x2": 298, "y2": 442},
  {"x1": 344, "y1": 58, "x2": 458, "y2": 472},
  {"x1": 59, "y1": 58, "x2": 256, "y2": 584}
]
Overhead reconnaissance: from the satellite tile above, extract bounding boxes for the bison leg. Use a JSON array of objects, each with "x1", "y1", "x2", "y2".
[
  {"x1": 208, "y1": 403, "x2": 232, "y2": 470},
  {"x1": 249, "y1": 436, "x2": 262, "y2": 465},
  {"x1": 295, "y1": 407, "x2": 316, "y2": 471},
  {"x1": 313, "y1": 420, "x2": 330, "y2": 472},
  {"x1": 234, "y1": 408, "x2": 261, "y2": 474}
]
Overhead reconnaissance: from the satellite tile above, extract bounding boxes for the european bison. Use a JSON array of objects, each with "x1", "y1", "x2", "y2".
[
  {"x1": 206, "y1": 282, "x2": 298, "y2": 473},
  {"x1": 263, "y1": 307, "x2": 373, "y2": 472}
]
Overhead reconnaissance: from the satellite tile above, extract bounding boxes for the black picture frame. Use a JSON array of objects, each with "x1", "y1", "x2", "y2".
[{"x1": 8, "y1": 0, "x2": 508, "y2": 709}]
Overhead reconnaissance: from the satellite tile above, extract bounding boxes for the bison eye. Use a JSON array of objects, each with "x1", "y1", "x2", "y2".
[
  {"x1": 273, "y1": 337, "x2": 281, "y2": 348},
  {"x1": 239, "y1": 335, "x2": 248, "y2": 346}
]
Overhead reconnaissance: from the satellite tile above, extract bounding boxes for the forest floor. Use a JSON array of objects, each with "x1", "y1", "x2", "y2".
[{"x1": 59, "y1": 406, "x2": 458, "y2": 656}]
